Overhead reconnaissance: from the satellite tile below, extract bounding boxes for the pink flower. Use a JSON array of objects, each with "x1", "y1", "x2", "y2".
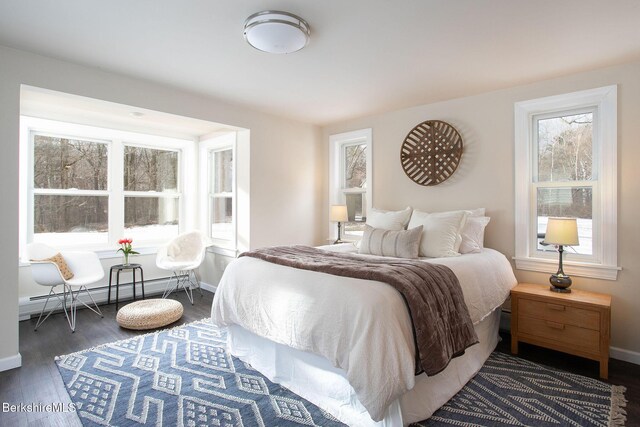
[{"x1": 116, "y1": 238, "x2": 139, "y2": 256}]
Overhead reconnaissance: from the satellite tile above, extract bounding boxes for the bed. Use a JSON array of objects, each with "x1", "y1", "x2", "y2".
[{"x1": 211, "y1": 244, "x2": 517, "y2": 426}]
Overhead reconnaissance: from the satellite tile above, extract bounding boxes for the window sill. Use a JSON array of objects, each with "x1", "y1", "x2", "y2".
[
  {"x1": 19, "y1": 245, "x2": 161, "y2": 267},
  {"x1": 207, "y1": 246, "x2": 238, "y2": 258},
  {"x1": 513, "y1": 256, "x2": 621, "y2": 281}
]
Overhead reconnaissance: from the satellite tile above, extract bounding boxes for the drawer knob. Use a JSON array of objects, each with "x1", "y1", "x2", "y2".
[
  {"x1": 546, "y1": 321, "x2": 565, "y2": 330},
  {"x1": 547, "y1": 303, "x2": 566, "y2": 311}
]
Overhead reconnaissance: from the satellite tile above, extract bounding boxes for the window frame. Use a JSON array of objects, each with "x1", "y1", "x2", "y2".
[
  {"x1": 20, "y1": 116, "x2": 194, "y2": 253},
  {"x1": 199, "y1": 133, "x2": 237, "y2": 252},
  {"x1": 28, "y1": 130, "x2": 111, "y2": 246},
  {"x1": 514, "y1": 86, "x2": 619, "y2": 280},
  {"x1": 531, "y1": 107, "x2": 599, "y2": 263},
  {"x1": 122, "y1": 142, "x2": 182, "y2": 240},
  {"x1": 329, "y1": 128, "x2": 372, "y2": 241}
]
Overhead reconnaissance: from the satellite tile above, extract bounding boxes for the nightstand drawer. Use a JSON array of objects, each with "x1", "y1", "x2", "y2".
[
  {"x1": 519, "y1": 299, "x2": 600, "y2": 331},
  {"x1": 518, "y1": 315, "x2": 600, "y2": 353}
]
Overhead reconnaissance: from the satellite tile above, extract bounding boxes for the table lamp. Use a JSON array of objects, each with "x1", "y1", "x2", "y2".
[
  {"x1": 330, "y1": 205, "x2": 349, "y2": 244},
  {"x1": 543, "y1": 217, "x2": 579, "y2": 293}
]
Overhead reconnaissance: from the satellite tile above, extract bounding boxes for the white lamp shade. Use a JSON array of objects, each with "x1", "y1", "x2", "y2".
[
  {"x1": 544, "y1": 217, "x2": 579, "y2": 246},
  {"x1": 244, "y1": 11, "x2": 310, "y2": 54},
  {"x1": 330, "y1": 205, "x2": 348, "y2": 223}
]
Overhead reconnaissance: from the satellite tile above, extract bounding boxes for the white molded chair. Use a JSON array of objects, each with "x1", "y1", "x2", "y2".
[
  {"x1": 156, "y1": 231, "x2": 206, "y2": 305},
  {"x1": 26, "y1": 243, "x2": 104, "y2": 332}
]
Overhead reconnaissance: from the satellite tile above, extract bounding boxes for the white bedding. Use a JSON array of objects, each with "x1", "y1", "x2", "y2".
[{"x1": 211, "y1": 246, "x2": 517, "y2": 421}]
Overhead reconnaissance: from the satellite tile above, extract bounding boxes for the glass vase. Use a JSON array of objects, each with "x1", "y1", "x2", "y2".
[{"x1": 123, "y1": 253, "x2": 130, "y2": 266}]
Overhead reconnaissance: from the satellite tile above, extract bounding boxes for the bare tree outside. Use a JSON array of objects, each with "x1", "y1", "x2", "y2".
[
  {"x1": 124, "y1": 146, "x2": 179, "y2": 230},
  {"x1": 33, "y1": 135, "x2": 108, "y2": 234},
  {"x1": 211, "y1": 149, "x2": 234, "y2": 241},
  {"x1": 536, "y1": 113, "x2": 594, "y2": 255},
  {"x1": 343, "y1": 144, "x2": 367, "y2": 236},
  {"x1": 344, "y1": 144, "x2": 366, "y2": 189},
  {"x1": 33, "y1": 136, "x2": 180, "y2": 244}
]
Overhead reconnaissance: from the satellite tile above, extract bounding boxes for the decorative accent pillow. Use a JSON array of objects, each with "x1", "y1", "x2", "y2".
[
  {"x1": 38, "y1": 253, "x2": 74, "y2": 280},
  {"x1": 459, "y1": 216, "x2": 491, "y2": 254},
  {"x1": 366, "y1": 207, "x2": 413, "y2": 230},
  {"x1": 408, "y1": 210, "x2": 469, "y2": 257},
  {"x1": 359, "y1": 225, "x2": 423, "y2": 259}
]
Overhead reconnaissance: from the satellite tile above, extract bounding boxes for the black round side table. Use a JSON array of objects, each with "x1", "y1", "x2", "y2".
[{"x1": 108, "y1": 263, "x2": 145, "y2": 311}]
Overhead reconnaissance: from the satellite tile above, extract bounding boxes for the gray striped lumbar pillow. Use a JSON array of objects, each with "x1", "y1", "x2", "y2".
[{"x1": 358, "y1": 224, "x2": 423, "y2": 259}]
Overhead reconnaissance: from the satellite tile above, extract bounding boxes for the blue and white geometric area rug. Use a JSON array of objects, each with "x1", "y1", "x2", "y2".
[
  {"x1": 56, "y1": 319, "x2": 627, "y2": 427},
  {"x1": 416, "y1": 351, "x2": 627, "y2": 427},
  {"x1": 55, "y1": 319, "x2": 345, "y2": 426}
]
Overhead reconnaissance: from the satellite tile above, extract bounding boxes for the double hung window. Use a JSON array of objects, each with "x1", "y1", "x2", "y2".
[
  {"x1": 21, "y1": 117, "x2": 190, "y2": 250},
  {"x1": 32, "y1": 134, "x2": 109, "y2": 246},
  {"x1": 209, "y1": 147, "x2": 234, "y2": 245},
  {"x1": 329, "y1": 129, "x2": 372, "y2": 240},
  {"x1": 199, "y1": 133, "x2": 236, "y2": 250},
  {"x1": 514, "y1": 86, "x2": 619, "y2": 280},
  {"x1": 123, "y1": 145, "x2": 180, "y2": 241}
]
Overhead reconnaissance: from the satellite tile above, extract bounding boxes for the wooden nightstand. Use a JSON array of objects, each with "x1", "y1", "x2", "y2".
[{"x1": 510, "y1": 283, "x2": 611, "y2": 379}]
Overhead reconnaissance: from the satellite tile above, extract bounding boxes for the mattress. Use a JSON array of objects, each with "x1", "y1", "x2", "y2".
[{"x1": 211, "y1": 246, "x2": 517, "y2": 421}]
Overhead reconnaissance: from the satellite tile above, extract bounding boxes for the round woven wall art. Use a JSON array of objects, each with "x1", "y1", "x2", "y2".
[{"x1": 400, "y1": 120, "x2": 463, "y2": 186}]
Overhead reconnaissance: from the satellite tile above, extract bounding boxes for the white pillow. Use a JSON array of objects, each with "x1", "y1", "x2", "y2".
[
  {"x1": 459, "y1": 216, "x2": 491, "y2": 254},
  {"x1": 408, "y1": 210, "x2": 469, "y2": 257},
  {"x1": 366, "y1": 207, "x2": 413, "y2": 230},
  {"x1": 467, "y1": 208, "x2": 485, "y2": 217}
]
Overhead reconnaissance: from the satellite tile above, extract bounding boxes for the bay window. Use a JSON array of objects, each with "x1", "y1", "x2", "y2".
[{"x1": 21, "y1": 117, "x2": 193, "y2": 251}]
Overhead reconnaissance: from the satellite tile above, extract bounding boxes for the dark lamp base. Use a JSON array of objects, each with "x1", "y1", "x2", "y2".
[{"x1": 549, "y1": 274, "x2": 572, "y2": 293}]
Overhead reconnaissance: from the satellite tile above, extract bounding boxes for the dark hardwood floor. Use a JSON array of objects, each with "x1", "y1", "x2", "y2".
[
  {"x1": 0, "y1": 289, "x2": 214, "y2": 426},
  {"x1": 496, "y1": 331, "x2": 640, "y2": 427},
  {"x1": 1, "y1": 298, "x2": 638, "y2": 426}
]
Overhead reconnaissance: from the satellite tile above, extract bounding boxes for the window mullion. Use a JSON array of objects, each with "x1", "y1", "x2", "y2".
[
  {"x1": 110, "y1": 139, "x2": 124, "y2": 244},
  {"x1": 32, "y1": 188, "x2": 109, "y2": 196},
  {"x1": 123, "y1": 191, "x2": 181, "y2": 198},
  {"x1": 533, "y1": 180, "x2": 594, "y2": 189}
]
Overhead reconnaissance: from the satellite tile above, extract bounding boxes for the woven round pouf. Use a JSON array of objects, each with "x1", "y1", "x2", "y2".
[{"x1": 116, "y1": 299, "x2": 183, "y2": 330}]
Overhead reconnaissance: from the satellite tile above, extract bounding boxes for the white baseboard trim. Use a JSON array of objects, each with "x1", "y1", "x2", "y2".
[
  {"x1": 610, "y1": 346, "x2": 640, "y2": 365},
  {"x1": 0, "y1": 353, "x2": 22, "y2": 372},
  {"x1": 199, "y1": 281, "x2": 218, "y2": 293},
  {"x1": 19, "y1": 277, "x2": 214, "y2": 320}
]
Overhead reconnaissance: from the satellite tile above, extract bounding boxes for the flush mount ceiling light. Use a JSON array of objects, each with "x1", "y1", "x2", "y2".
[{"x1": 244, "y1": 10, "x2": 310, "y2": 54}]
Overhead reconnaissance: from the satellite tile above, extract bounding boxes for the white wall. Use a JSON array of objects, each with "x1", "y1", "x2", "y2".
[
  {"x1": 323, "y1": 60, "x2": 640, "y2": 357},
  {"x1": 0, "y1": 45, "x2": 323, "y2": 366}
]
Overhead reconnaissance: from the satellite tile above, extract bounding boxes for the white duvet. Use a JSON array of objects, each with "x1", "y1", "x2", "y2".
[{"x1": 211, "y1": 246, "x2": 517, "y2": 421}]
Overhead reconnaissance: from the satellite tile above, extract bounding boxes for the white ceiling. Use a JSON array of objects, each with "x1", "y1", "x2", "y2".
[
  {"x1": 21, "y1": 86, "x2": 240, "y2": 140},
  {"x1": 1, "y1": 1, "x2": 639, "y2": 125}
]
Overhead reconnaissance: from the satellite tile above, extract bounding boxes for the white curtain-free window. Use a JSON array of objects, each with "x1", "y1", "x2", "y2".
[
  {"x1": 20, "y1": 117, "x2": 194, "y2": 252},
  {"x1": 199, "y1": 133, "x2": 236, "y2": 251},
  {"x1": 329, "y1": 129, "x2": 372, "y2": 241},
  {"x1": 514, "y1": 86, "x2": 620, "y2": 280}
]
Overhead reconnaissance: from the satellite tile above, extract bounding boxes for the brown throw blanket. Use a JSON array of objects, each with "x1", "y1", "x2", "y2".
[{"x1": 240, "y1": 245, "x2": 478, "y2": 376}]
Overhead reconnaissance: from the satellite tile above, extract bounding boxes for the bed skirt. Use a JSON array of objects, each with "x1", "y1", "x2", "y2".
[{"x1": 226, "y1": 308, "x2": 502, "y2": 426}]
